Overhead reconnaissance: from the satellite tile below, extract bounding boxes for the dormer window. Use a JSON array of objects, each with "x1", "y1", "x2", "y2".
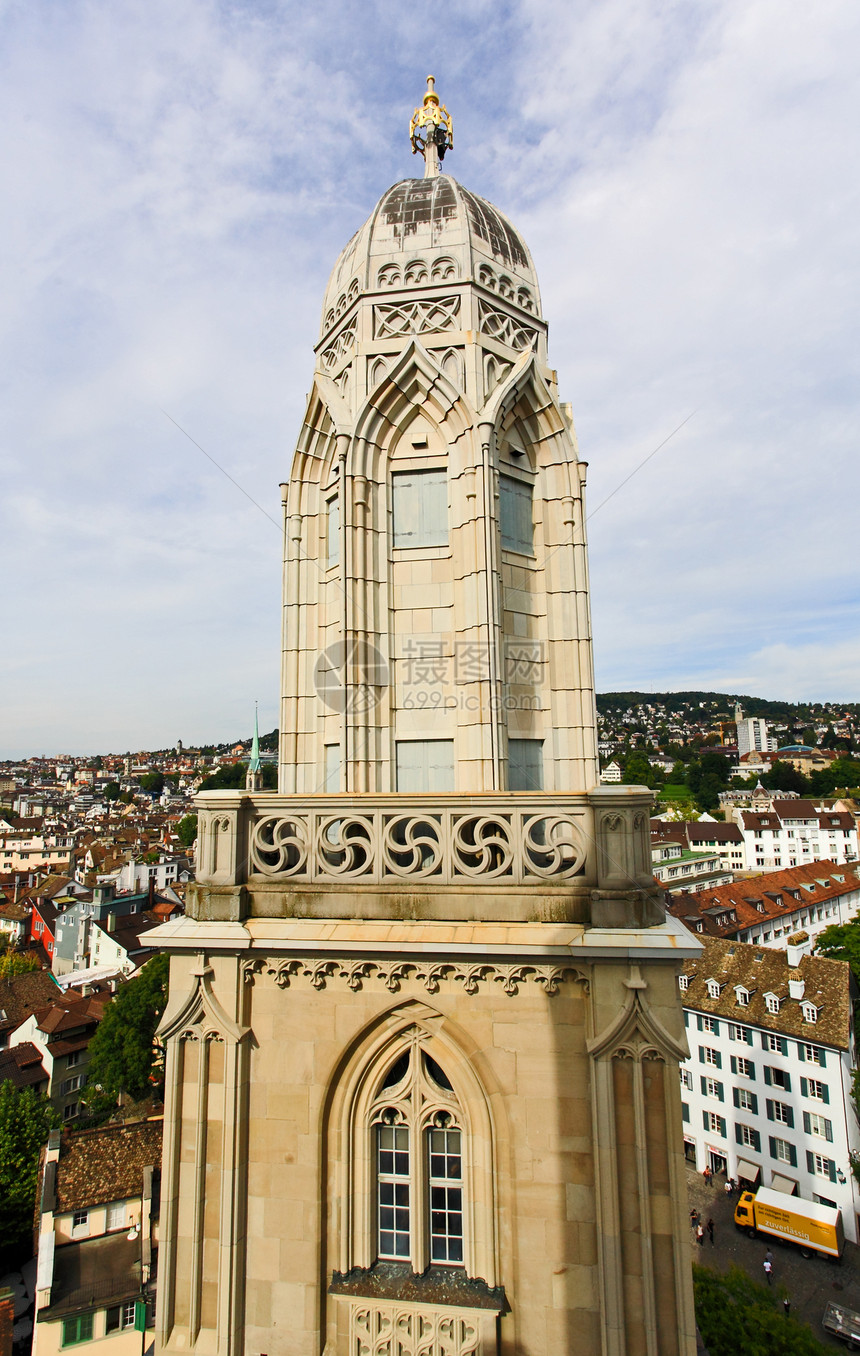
[
  {"x1": 706, "y1": 980, "x2": 720, "y2": 999},
  {"x1": 765, "y1": 993, "x2": 780, "y2": 1014},
  {"x1": 678, "y1": 975, "x2": 689, "y2": 991},
  {"x1": 802, "y1": 1003, "x2": 819, "y2": 1024},
  {"x1": 735, "y1": 987, "x2": 750, "y2": 1007}
]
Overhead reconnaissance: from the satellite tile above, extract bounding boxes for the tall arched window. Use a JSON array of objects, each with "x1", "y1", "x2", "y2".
[
  {"x1": 325, "y1": 1011, "x2": 499, "y2": 1289},
  {"x1": 371, "y1": 1045, "x2": 464, "y2": 1272}
]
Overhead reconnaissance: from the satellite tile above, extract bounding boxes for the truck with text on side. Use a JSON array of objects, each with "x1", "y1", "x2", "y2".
[{"x1": 733, "y1": 1186, "x2": 844, "y2": 1259}]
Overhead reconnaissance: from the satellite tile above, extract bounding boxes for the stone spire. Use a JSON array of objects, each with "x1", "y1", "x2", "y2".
[
  {"x1": 245, "y1": 703, "x2": 263, "y2": 791},
  {"x1": 409, "y1": 74, "x2": 453, "y2": 179}
]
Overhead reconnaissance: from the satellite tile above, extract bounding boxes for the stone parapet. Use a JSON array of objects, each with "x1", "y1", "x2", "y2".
[{"x1": 189, "y1": 786, "x2": 664, "y2": 928}]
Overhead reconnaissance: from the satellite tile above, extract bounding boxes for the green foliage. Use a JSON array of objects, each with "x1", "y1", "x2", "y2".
[
  {"x1": 137, "y1": 772, "x2": 164, "y2": 796},
  {"x1": 176, "y1": 814, "x2": 198, "y2": 847},
  {"x1": 83, "y1": 954, "x2": 169, "y2": 1117},
  {"x1": 622, "y1": 752, "x2": 663, "y2": 789},
  {"x1": 0, "y1": 949, "x2": 40, "y2": 980},
  {"x1": 815, "y1": 920, "x2": 860, "y2": 988},
  {"x1": 760, "y1": 762, "x2": 812, "y2": 796},
  {"x1": 118, "y1": 790, "x2": 133, "y2": 804},
  {"x1": 200, "y1": 762, "x2": 277, "y2": 791},
  {"x1": 0, "y1": 1082, "x2": 61, "y2": 1253},
  {"x1": 693, "y1": 1264, "x2": 829, "y2": 1355},
  {"x1": 103, "y1": 781, "x2": 121, "y2": 801}
]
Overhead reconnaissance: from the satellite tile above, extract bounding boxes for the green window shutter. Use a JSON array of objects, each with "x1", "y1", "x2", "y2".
[
  {"x1": 800, "y1": 1076, "x2": 808, "y2": 1097},
  {"x1": 819, "y1": 1049, "x2": 827, "y2": 1069},
  {"x1": 825, "y1": 1119, "x2": 833, "y2": 1143},
  {"x1": 785, "y1": 1106, "x2": 794, "y2": 1129},
  {"x1": 789, "y1": 1143, "x2": 797, "y2": 1167},
  {"x1": 822, "y1": 1084, "x2": 830, "y2": 1105},
  {"x1": 697, "y1": 1015, "x2": 703, "y2": 1031},
  {"x1": 748, "y1": 1062, "x2": 756, "y2": 1079},
  {"x1": 712, "y1": 1020, "x2": 720, "y2": 1037},
  {"x1": 769, "y1": 1137, "x2": 778, "y2": 1159},
  {"x1": 750, "y1": 1093, "x2": 758, "y2": 1115},
  {"x1": 766, "y1": 1100, "x2": 774, "y2": 1121},
  {"x1": 682, "y1": 1102, "x2": 689, "y2": 1123},
  {"x1": 803, "y1": 1111, "x2": 811, "y2": 1134},
  {"x1": 735, "y1": 1124, "x2": 743, "y2": 1144},
  {"x1": 780, "y1": 1038, "x2": 788, "y2": 1057},
  {"x1": 728, "y1": 1025, "x2": 735, "y2": 1041},
  {"x1": 699, "y1": 1047, "x2": 705, "y2": 1064},
  {"x1": 716, "y1": 1082, "x2": 724, "y2": 1102},
  {"x1": 761, "y1": 1033, "x2": 769, "y2": 1050},
  {"x1": 715, "y1": 1051, "x2": 722, "y2": 1070},
  {"x1": 703, "y1": 1111, "x2": 710, "y2": 1131},
  {"x1": 752, "y1": 1129, "x2": 761, "y2": 1152},
  {"x1": 764, "y1": 1066, "x2": 772, "y2": 1086},
  {"x1": 746, "y1": 1029, "x2": 754, "y2": 1046},
  {"x1": 701, "y1": 1076, "x2": 708, "y2": 1096},
  {"x1": 684, "y1": 1011, "x2": 689, "y2": 1027},
  {"x1": 731, "y1": 1056, "x2": 738, "y2": 1075},
  {"x1": 798, "y1": 1043, "x2": 806, "y2": 1061},
  {"x1": 733, "y1": 1087, "x2": 740, "y2": 1108},
  {"x1": 806, "y1": 1150, "x2": 814, "y2": 1173},
  {"x1": 719, "y1": 1116, "x2": 726, "y2": 1137},
  {"x1": 783, "y1": 1073, "x2": 791, "y2": 1093},
  {"x1": 828, "y1": 1158, "x2": 837, "y2": 1182}
]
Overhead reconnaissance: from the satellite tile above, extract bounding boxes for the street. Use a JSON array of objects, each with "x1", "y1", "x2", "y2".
[{"x1": 687, "y1": 1168, "x2": 860, "y2": 1349}]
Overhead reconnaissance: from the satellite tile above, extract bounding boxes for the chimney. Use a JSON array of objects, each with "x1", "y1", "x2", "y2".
[
  {"x1": 788, "y1": 977, "x2": 805, "y2": 1000},
  {"x1": 107, "y1": 911, "x2": 116, "y2": 932}
]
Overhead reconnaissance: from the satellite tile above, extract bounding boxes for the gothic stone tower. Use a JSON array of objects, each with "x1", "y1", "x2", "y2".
[{"x1": 152, "y1": 79, "x2": 700, "y2": 1356}]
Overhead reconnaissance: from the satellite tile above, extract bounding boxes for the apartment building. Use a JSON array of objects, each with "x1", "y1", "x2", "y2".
[
  {"x1": 668, "y1": 861, "x2": 860, "y2": 949},
  {"x1": 736, "y1": 800, "x2": 858, "y2": 870},
  {"x1": 678, "y1": 937, "x2": 860, "y2": 1240}
]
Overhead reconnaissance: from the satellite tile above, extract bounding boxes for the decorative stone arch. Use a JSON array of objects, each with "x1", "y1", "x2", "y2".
[{"x1": 323, "y1": 999, "x2": 500, "y2": 1287}]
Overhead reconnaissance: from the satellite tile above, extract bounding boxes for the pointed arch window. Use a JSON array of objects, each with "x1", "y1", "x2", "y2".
[{"x1": 371, "y1": 1044, "x2": 465, "y2": 1271}]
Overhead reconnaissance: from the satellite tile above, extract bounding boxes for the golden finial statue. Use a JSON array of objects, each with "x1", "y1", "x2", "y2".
[{"x1": 410, "y1": 75, "x2": 453, "y2": 178}]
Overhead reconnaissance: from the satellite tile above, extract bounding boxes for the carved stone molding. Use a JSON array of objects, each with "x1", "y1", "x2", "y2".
[
  {"x1": 245, "y1": 799, "x2": 588, "y2": 886},
  {"x1": 321, "y1": 316, "x2": 357, "y2": 371},
  {"x1": 240, "y1": 956, "x2": 587, "y2": 997},
  {"x1": 373, "y1": 296, "x2": 460, "y2": 339},
  {"x1": 477, "y1": 300, "x2": 537, "y2": 351}
]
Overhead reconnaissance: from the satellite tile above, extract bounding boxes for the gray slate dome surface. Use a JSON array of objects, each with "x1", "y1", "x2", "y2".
[{"x1": 321, "y1": 176, "x2": 542, "y2": 338}]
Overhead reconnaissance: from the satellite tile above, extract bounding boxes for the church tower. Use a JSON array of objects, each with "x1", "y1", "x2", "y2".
[{"x1": 152, "y1": 79, "x2": 700, "y2": 1356}]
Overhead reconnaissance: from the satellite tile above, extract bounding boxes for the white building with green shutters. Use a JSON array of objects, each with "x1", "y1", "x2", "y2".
[{"x1": 677, "y1": 935, "x2": 860, "y2": 1240}]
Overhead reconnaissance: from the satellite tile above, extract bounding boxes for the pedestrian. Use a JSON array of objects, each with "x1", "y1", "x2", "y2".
[
  {"x1": 690, "y1": 1208, "x2": 700, "y2": 1230},
  {"x1": 765, "y1": 1249, "x2": 773, "y2": 1264},
  {"x1": 707, "y1": 1218, "x2": 714, "y2": 1246},
  {"x1": 763, "y1": 1258, "x2": 773, "y2": 1285},
  {"x1": 697, "y1": 1224, "x2": 705, "y2": 1247},
  {"x1": 703, "y1": 1165, "x2": 711, "y2": 1184},
  {"x1": 724, "y1": 1179, "x2": 733, "y2": 1196},
  {"x1": 783, "y1": 1297, "x2": 791, "y2": 1317}
]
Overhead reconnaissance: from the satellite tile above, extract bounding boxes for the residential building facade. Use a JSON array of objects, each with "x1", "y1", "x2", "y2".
[
  {"x1": 735, "y1": 800, "x2": 858, "y2": 871},
  {"x1": 33, "y1": 1121, "x2": 160, "y2": 1356},
  {"x1": 678, "y1": 938, "x2": 860, "y2": 1240},
  {"x1": 669, "y1": 862, "x2": 860, "y2": 950}
]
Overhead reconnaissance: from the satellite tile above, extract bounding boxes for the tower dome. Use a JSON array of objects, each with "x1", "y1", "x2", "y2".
[{"x1": 320, "y1": 175, "x2": 542, "y2": 340}]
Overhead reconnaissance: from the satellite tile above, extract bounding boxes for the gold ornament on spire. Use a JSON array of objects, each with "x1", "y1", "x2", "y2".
[{"x1": 410, "y1": 75, "x2": 453, "y2": 173}]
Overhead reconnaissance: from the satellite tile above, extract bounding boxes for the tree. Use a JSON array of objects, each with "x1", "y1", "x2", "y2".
[
  {"x1": 176, "y1": 814, "x2": 198, "y2": 847},
  {"x1": 761, "y1": 761, "x2": 811, "y2": 796},
  {"x1": 103, "y1": 781, "x2": 121, "y2": 801},
  {"x1": 0, "y1": 950, "x2": 40, "y2": 981},
  {"x1": 138, "y1": 772, "x2": 165, "y2": 796},
  {"x1": 622, "y1": 752, "x2": 662, "y2": 789},
  {"x1": 83, "y1": 954, "x2": 169, "y2": 1118},
  {"x1": 814, "y1": 920, "x2": 860, "y2": 988},
  {"x1": 694, "y1": 1264, "x2": 829, "y2": 1355},
  {"x1": 0, "y1": 1082, "x2": 60, "y2": 1255},
  {"x1": 199, "y1": 762, "x2": 276, "y2": 791}
]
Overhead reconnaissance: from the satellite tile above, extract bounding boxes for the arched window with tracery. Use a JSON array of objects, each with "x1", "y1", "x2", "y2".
[
  {"x1": 326, "y1": 1013, "x2": 499, "y2": 1290},
  {"x1": 371, "y1": 1046, "x2": 464, "y2": 1271}
]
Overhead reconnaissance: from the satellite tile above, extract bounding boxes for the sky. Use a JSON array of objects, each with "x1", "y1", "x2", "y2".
[{"x1": 2, "y1": 0, "x2": 858, "y2": 757}]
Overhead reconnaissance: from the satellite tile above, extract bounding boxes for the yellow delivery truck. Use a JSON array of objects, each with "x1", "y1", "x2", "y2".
[{"x1": 734, "y1": 1186, "x2": 843, "y2": 1259}]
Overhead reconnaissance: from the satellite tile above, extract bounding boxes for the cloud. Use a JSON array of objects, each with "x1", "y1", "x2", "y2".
[{"x1": 1, "y1": 0, "x2": 857, "y2": 756}]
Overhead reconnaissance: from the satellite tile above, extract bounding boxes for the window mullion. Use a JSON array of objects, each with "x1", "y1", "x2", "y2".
[{"x1": 412, "y1": 1123, "x2": 428, "y2": 1274}]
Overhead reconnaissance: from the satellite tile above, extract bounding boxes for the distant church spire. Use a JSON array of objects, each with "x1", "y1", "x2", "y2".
[
  {"x1": 246, "y1": 703, "x2": 263, "y2": 791},
  {"x1": 409, "y1": 74, "x2": 453, "y2": 178}
]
